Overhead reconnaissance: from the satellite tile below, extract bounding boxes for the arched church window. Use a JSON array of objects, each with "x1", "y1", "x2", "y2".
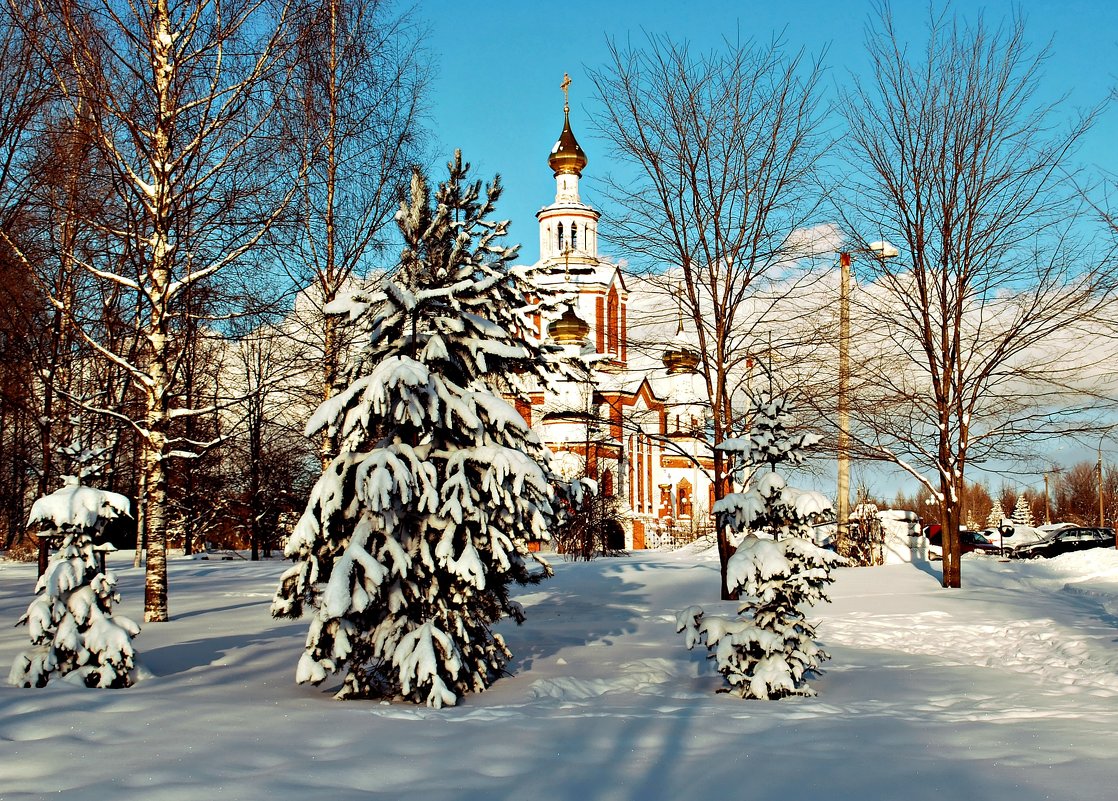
[
  {"x1": 607, "y1": 289, "x2": 619, "y2": 354},
  {"x1": 557, "y1": 222, "x2": 564, "y2": 251},
  {"x1": 677, "y1": 479, "x2": 693, "y2": 518},
  {"x1": 571, "y1": 222, "x2": 578, "y2": 250}
]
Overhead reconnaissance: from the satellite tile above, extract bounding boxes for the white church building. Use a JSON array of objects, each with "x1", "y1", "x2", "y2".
[{"x1": 516, "y1": 85, "x2": 716, "y2": 550}]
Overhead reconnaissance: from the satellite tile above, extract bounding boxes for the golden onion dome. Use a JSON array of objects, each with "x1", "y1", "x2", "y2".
[
  {"x1": 662, "y1": 323, "x2": 699, "y2": 373},
  {"x1": 548, "y1": 109, "x2": 588, "y2": 177},
  {"x1": 548, "y1": 306, "x2": 590, "y2": 343},
  {"x1": 663, "y1": 347, "x2": 700, "y2": 374}
]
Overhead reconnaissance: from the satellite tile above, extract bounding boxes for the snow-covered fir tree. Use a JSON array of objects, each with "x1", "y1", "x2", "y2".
[
  {"x1": 272, "y1": 153, "x2": 568, "y2": 707},
  {"x1": 986, "y1": 503, "x2": 1005, "y2": 529},
  {"x1": 677, "y1": 395, "x2": 844, "y2": 700},
  {"x1": 1012, "y1": 494, "x2": 1034, "y2": 527},
  {"x1": 9, "y1": 477, "x2": 138, "y2": 688}
]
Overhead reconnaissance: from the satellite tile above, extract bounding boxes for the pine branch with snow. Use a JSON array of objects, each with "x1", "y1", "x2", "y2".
[
  {"x1": 678, "y1": 395, "x2": 843, "y2": 699},
  {"x1": 272, "y1": 153, "x2": 567, "y2": 707},
  {"x1": 9, "y1": 478, "x2": 138, "y2": 689}
]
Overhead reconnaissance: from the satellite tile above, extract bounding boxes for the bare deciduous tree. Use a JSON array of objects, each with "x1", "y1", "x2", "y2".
[
  {"x1": 226, "y1": 323, "x2": 315, "y2": 561},
  {"x1": 0, "y1": 3, "x2": 62, "y2": 543},
  {"x1": 277, "y1": 0, "x2": 428, "y2": 467},
  {"x1": 7, "y1": 0, "x2": 302, "y2": 620},
  {"x1": 589, "y1": 34, "x2": 827, "y2": 598},
  {"x1": 837, "y1": 4, "x2": 1117, "y2": 587}
]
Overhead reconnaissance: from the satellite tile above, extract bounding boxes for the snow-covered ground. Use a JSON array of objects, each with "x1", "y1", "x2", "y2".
[{"x1": 2, "y1": 546, "x2": 1116, "y2": 801}]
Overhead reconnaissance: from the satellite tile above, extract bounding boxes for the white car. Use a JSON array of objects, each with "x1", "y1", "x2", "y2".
[{"x1": 993, "y1": 524, "x2": 1049, "y2": 549}]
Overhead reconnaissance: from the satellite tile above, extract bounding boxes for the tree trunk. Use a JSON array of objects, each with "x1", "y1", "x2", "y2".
[
  {"x1": 133, "y1": 460, "x2": 145, "y2": 568},
  {"x1": 713, "y1": 448, "x2": 737, "y2": 600},
  {"x1": 321, "y1": 310, "x2": 339, "y2": 468},
  {"x1": 940, "y1": 480, "x2": 962, "y2": 589},
  {"x1": 143, "y1": 432, "x2": 169, "y2": 621},
  {"x1": 142, "y1": 0, "x2": 174, "y2": 623},
  {"x1": 249, "y1": 424, "x2": 261, "y2": 561}
]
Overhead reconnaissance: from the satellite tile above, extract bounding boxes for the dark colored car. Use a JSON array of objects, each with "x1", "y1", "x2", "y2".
[
  {"x1": 927, "y1": 529, "x2": 1003, "y2": 556},
  {"x1": 1011, "y1": 527, "x2": 1115, "y2": 559}
]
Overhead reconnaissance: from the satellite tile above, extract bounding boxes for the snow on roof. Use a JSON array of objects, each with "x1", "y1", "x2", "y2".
[
  {"x1": 646, "y1": 369, "x2": 707, "y2": 404},
  {"x1": 533, "y1": 260, "x2": 621, "y2": 289},
  {"x1": 28, "y1": 478, "x2": 131, "y2": 532},
  {"x1": 593, "y1": 368, "x2": 647, "y2": 394}
]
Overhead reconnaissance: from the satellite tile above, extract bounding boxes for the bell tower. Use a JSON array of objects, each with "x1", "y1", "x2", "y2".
[
  {"x1": 532, "y1": 74, "x2": 627, "y2": 368},
  {"x1": 536, "y1": 73, "x2": 601, "y2": 262}
]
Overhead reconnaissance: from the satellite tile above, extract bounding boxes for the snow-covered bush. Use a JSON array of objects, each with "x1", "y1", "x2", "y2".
[
  {"x1": 272, "y1": 153, "x2": 566, "y2": 707},
  {"x1": 847, "y1": 502, "x2": 885, "y2": 566},
  {"x1": 677, "y1": 396, "x2": 843, "y2": 699},
  {"x1": 9, "y1": 477, "x2": 138, "y2": 688}
]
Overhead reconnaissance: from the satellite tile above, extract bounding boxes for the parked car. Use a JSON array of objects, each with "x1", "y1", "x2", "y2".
[
  {"x1": 926, "y1": 529, "x2": 1004, "y2": 557},
  {"x1": 980, "y1": 523, "x2": 1047, "y2": 549},
  {"x1": 1010, "y1": 527, "x2": 1115, "y2": 559}
]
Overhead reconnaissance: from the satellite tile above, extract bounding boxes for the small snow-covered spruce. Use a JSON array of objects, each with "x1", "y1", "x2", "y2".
[
  {"x1": 272, "y1": 152, "x2": 568, "y2": 707},
  {"x1": 1011, "y1": 494, "x2": 1034, "y2": 527},
  {"x1": 9, "y1": 477, "x2": 138, "y2": 688},
  {"x1": 677, "y1": 395, "x2": 844, "y2": 700}
]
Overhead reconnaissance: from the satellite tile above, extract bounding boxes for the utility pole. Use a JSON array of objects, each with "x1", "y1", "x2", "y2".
[
  {"x1": 835, "y1": 243, "x2": 897, "y2": 555},
  {"x1": 836, "y1": 253, "x2": 852, "y2": 554},
  {"x1": 1098, "y1": 444, "x2": 1105, "y2": 527}
]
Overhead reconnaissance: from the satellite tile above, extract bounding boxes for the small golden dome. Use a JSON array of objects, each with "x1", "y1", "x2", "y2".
[
  {"x1": 548, "y1": 306, "x2": 590, "y2": 343},
  {"x1": 663, "y1": 347, "x2": 700, "y2": 373},
  {"x1": 662, "y1": 322, "x2": 699, "y2": 373},
  {"x1": 549, "y1": 109, "x2": 588, "y2": 177}
]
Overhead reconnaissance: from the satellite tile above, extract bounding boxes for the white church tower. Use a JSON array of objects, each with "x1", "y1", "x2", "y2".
[
  {"x1": 536, "y1": 73, "x2": 601, "y2": 261},
  {"x1": 522, "y1": 75, "x2": 715, "y2": 552},
  {"x1": 534, "y1": 74, "x2": 628, "y2": 367}
]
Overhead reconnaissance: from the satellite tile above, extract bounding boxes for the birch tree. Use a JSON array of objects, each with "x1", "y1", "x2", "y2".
[{"x1": 8, "y1": 0, "x2": 301, "y2": 620}]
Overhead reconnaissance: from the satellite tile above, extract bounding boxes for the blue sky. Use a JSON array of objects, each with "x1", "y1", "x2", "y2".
[
  {"x1": 417, "y1": 0, "x2": 1118, "y2": 498},
  {"x1": 420, "y1": 0, "x2": 1117, "y2": 264}
]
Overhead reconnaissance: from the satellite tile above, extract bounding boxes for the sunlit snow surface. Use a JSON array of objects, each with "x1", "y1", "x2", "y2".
[{"x1": 2, "y1": 547, "x2": 1116, "y2": 800}]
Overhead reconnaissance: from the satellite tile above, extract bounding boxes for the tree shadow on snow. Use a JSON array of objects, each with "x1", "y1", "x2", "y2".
[
  {"x1": 140, "y1": 624, "x2": 305, "y2": 677},
  {"x1": 910, "y1": 555, "x2": 942, "y2": 581},
  {"x1": 501, "y1": 556, "x2": 647, "y2": 673},
  {"x1": 471, "y1": 642, "x2": 1088, "y2": 801},
  {"x1": 171, "y1": 599, "x2": 272, "y2": 620}
]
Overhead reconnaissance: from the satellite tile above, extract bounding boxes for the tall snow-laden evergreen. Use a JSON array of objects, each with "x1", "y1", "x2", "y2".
[
  {"x1": 10, "y1": 478, "x2": 138, "y2": 688},
  {"x1": 677, "y1": 396, "x2": 843, "y2": 699},
  {"x1": 272, "y1": 153, "x2": 563, "y2": 707}
]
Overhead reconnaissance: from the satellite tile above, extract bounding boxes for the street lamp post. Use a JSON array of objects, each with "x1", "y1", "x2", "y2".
[{"x1": 836, "y1": 241, "x2": 897, "y2": 555}]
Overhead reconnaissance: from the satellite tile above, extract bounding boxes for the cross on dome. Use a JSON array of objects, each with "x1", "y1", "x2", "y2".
[{"x1": 549, "y1": 72, "x2": 587, "y2": 177}]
